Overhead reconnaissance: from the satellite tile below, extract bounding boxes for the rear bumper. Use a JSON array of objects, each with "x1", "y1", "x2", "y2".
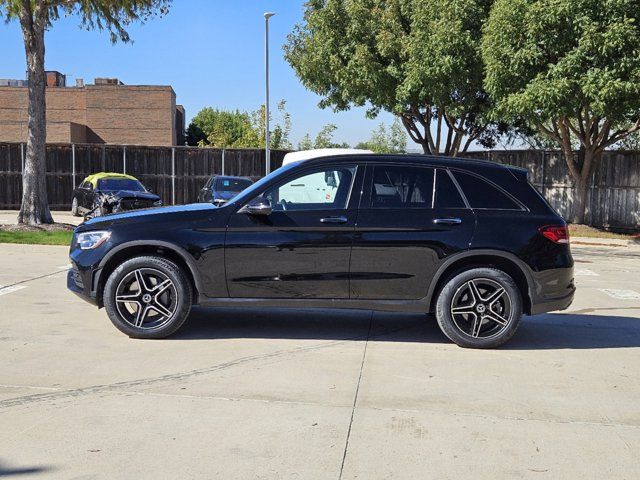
[{"x1": 529, "y1": 266, "x2": 575, "y2": 315}]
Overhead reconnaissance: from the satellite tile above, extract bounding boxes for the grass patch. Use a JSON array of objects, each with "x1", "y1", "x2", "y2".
[
  {"x1": 0, "y1": 229, "x2": 73, "y2": 245},
  {"x1": 569, "y1": 224, "x2": 639, "y2": 240}
]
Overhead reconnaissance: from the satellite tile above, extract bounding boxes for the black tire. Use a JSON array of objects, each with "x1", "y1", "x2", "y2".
[
  {"x1": 71, "y1": 197, "x2": 80, "y2": 217},
  {"x1": 103, "y1": 255, "x2": 193, "y2": 339},
  {"x1": 435, "y1": 267, "x2": 523, "y2": 349}
]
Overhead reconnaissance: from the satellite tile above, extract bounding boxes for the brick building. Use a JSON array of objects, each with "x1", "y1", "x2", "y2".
[{"x1": 0, "y1": 72, "x2": 185, "y2": 146}]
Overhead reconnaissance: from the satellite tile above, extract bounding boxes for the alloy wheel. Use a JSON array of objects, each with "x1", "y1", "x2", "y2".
[
  {"x1": 115, "y1": 268, "x2": 178, "y2": 330},
  {"x1": 450, "y1": 277, "x2": 513, "y2": 339}
]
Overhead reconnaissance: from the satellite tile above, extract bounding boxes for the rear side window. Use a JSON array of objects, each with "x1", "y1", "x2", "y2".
[
  {"x1": 434, "y1": 169, "x2": 466, "y2": 208},
  {"x1": 453, "y1": 171, "x2": 521, "y2": 210},
  {"x1": 370, "y1": 165, "x2": 434, "y2": 208}
]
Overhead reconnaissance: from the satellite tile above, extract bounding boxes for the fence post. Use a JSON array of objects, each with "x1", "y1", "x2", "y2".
[
  {"x1": 171, "y1": 147, "x2": 176, "y2": 205},
  {"x1": 72, "y1": 143, "x2": 76, "y2": 189},
  {"x1": 540, "y1": 150, "x2": 546, "y2": 196},
  {"x1": 222, "y1": 148, "x2": 225, "y2": 175},
  {"x1": 123, "y1": 145, "x2": 127, "y2": 174},
  {"x1": 102, "y1": 145, "x2": 106, "y2": 171},
  {"x1": 20, "y1": 143, "x2": 24, "y2": 172}
]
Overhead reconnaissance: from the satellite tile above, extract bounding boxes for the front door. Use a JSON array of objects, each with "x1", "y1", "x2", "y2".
[
  {"x1": 350, "y1": 164, "x2": 475, "y2": 300},
  {"x1": 225, "y1": 164, "x2": 362, "y2": 299}
]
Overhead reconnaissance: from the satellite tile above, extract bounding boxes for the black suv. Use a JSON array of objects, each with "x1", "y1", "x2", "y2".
[{"x1": 68, "y1": 154, "x2": 575, "y2": 348}]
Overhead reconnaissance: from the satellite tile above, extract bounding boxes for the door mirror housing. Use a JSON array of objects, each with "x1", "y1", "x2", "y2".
[{"x1": 243, "y1": 197, "x2": 272, "y2": 216}]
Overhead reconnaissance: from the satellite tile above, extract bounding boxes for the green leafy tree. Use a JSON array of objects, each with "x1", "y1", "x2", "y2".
[
  {"x1": 313, "y1": 124, "x2": 339, "y2": 148},
  {"x1": 356, "y1": 118, "x2": 407, "y2": 153},
  {"x1": 285, "y1": 0, "x2": 497, "y2": 156},
  {"x1": 298, "y1": 133, "x2": 314, "y2": 150},
  {"x1": 187, "y1": 107, "x2": 255, "y2": 147},
  {"x1": 252, "y1": 100, "x2": 293, "y2": 150},
  {"x1": 0, "y1": 0, "x2": 170, "y2": 224},
  {"x1": 297, "y1": 124, "x2": 350, "y2": 150},
  {"x1": 188, "y1": 100, "x2": 292, "y2": 149},
  {"x1": 483, "y1": 0, "x2": 640, "y2": 223}
]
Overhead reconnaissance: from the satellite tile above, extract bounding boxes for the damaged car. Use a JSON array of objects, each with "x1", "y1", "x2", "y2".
[{"x1": 71, "y1": 173, "x2": 162, "y2": 218}]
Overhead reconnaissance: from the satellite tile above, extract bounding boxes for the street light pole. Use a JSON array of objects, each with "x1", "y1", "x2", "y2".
[{"x1": 264, "y1": 12, "x2": 275, "y2": 176}]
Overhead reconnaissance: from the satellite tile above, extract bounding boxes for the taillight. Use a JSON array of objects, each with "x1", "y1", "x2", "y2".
[{"x1": 539, "y1": 225, "x2": 569, "y2": 244}]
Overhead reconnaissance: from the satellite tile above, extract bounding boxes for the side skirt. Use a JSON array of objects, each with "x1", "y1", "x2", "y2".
[{"x1": 197, "y1": 296, "x2": 431, "y2": 313}]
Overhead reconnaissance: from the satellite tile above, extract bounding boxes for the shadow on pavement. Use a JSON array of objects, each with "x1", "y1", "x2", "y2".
[
  {"x1": 0, "y1": 460, "x2": 51, "y2": 477},
  {"x1": 507, "y1": 313, "x2": 640, "y2": 350},
  {"x1": 175, "y1": 307, "x2": 640, "y2": 350}
]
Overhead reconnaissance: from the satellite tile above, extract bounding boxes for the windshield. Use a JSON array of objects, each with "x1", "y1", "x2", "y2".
[
  {"x1": 226, "y1": 161, "x2": 302, "y2": 206},
  {"x1": 97, "y1": 179, "x2": 146, "y2": 192},
  {"x1": 215, "y1": 177, "x2": 253, "y2": 192}
]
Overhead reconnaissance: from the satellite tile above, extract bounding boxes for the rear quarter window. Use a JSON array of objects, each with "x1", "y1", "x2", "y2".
[
  {"x1": 453, "y1": 171, "x2": 522, "y2": 210},
  {"x1": 434, "y1": 169, "x2": 466, "y2": 208}
]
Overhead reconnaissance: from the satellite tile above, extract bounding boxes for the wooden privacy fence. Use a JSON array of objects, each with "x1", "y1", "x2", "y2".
[
  {"x1": 464, "y1": 150, "x2": 640, "y2": 231},
  {"x1": 1, "y1": 144, "x2": 638, "y2": 230},
  {"x1": 0, "y1": 143, "x2": 288, "y2": 210}
]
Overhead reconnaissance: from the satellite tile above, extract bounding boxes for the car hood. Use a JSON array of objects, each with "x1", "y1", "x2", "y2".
[
  {"x1": 98, "y1": 190, "x2": 161, "y2": 201},
  {"x1": 77, "y1": 203, "x2": 217, "y2": 232}
]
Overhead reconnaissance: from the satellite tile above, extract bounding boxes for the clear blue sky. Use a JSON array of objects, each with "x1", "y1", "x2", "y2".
[{"x1": 0, "y1": 0, "x2": 398, "y2": 147}]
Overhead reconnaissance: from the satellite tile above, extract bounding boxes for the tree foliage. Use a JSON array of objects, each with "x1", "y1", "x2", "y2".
[
  {"x1": 297, "y1": 124, "x2": 350, "y2": 150},
  {"x1": 483, "y1": 0, "x2": 640, "y2": 222},
  {"x1": 1, "y1": 0, "x2": 170, "y2": 224},
  {"x1": 188, "y1": 101, "x2": 292, "y2": 150},
  {"x1": 356, "y1": 118, "x2": 407, "y2": 153},
  {"x1": 284, "y1": 0, "x2": 496, "y2": 155}
]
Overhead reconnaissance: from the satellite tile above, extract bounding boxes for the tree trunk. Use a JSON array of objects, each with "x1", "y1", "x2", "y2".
[
  {"x1": 18, "y1": 12, "x2": 53, "y2": 225},
  {"x1": 572, "y1": 177, "x2": 589, "y2": 224}
]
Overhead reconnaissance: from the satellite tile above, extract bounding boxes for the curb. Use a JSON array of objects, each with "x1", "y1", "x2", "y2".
[{"x1": 571, "y1": 236, "x2": 640, "y2": 247}]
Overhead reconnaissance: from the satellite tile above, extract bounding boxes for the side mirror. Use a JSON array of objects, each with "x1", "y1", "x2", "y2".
[{"x1": 244, "y1": 197, "x2": 272, "y2": 216}]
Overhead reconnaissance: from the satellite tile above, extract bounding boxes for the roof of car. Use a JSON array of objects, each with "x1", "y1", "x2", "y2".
[
  {"x1": 83, "y1": 172, "x2": 138, "y2": 188},
  {"x1": 282, "y1": 148, "x2": 374, "y2": 165},
  {"x1": 281, "y1": 153, "x2": 518, "y2": 173}
]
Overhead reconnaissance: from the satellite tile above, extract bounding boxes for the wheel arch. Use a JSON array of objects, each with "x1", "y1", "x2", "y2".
[
  {"x1": 95, "y1": 241, "x2": 202, "y2": 307},
  {"x1": 426, "y1": 250, "x2": 534, "y2": 315}
]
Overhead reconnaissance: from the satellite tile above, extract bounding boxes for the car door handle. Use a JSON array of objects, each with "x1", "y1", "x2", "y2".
[
  {"x1": 320, "y1": 216, "x2": 348, "y2": 224},
  {"x1": 433, "y1": 217, "x2": 462, "y2": 225}
]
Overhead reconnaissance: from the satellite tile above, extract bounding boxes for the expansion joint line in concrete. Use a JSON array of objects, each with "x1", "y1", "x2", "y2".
[{"x1": 339, "y1": 311, "x2": 373, "y2": 480}]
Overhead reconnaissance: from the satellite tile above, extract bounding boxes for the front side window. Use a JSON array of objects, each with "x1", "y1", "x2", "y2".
[
  {"x1": 263, "y1": 166, "x2": 356, "y2": 211},
  {"x1": 453, "y1": 171, "x2": 522, "y2": 210},
  {"x1": 370, "y1": 165, "x2": 434, "y2": 208}
]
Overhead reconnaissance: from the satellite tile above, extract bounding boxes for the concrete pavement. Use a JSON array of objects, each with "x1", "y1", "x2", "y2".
[
  {"x1": 0, "y1": 210, "x2": 83, "y2": 226},
  {"x1": 0, "y1": 242, "x2": 639, "y2": 479}
]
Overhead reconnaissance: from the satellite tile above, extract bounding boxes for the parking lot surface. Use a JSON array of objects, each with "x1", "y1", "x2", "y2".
[{"x1": 0, "y1": 242, "x2": 639, "y2": 479}]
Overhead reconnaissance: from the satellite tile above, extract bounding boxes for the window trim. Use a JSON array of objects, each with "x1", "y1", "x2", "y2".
[{"x1": 448, "y1": 168, "x2": 528, "y2": 212}]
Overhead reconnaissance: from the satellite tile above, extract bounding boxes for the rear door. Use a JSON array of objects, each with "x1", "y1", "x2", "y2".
[{"x1": 350, "y1": 164, "x2": 475, "y2": 300}]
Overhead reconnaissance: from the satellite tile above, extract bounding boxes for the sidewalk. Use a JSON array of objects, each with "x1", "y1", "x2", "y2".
[{"x1": 0, "y1": 210, "x2": 83, "y2": 226}]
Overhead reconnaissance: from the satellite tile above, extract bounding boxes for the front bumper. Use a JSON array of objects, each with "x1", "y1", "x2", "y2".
[{"x1": 67, "y1": 266, "x2": 99, "y2": 306}]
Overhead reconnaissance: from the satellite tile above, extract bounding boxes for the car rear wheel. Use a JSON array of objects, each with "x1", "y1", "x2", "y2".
[
  {"x1": 435, "y1": 267, "x2": 522, "y2": 348},
  {"x1": 71, "y1": 197, "x2": 80, "y2": 217},
  {"x1": 103, "y1": 256, "x2": 192, "y2": 339}
]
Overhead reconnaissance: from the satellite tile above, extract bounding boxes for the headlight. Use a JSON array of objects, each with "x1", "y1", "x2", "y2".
[
  {"x1": 153, "y1": 200, "x2": 163, "y2": 206},
  {"x1": 77, "y1": 231, "x2": 111, "y2": 250}
]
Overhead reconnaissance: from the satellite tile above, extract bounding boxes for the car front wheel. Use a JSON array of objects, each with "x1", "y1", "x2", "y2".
[
  {"x1": 103, "y1": 256, "x2": 193, "y2": 339},
  {"x1": 435, "y1": 267, "x2": 523, "y2": 349}
]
